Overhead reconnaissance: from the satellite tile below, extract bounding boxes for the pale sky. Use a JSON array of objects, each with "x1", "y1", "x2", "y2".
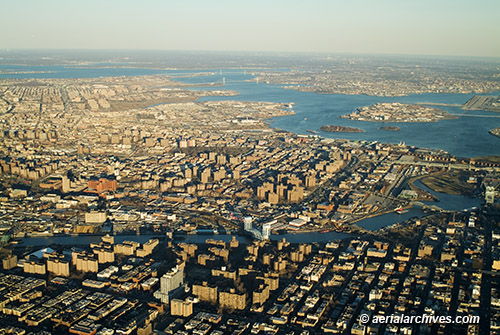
[{"x1": 1, "y1": 0, "x2": 499, "y2": 57}]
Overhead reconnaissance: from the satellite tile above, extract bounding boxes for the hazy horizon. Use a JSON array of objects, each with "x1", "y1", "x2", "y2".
[
  {"x1": 2, "y1": 48, "x2": 500, "y2": 61},
  {"x1": 1, "y1": 0, "x2": 499, "y2": 58}
]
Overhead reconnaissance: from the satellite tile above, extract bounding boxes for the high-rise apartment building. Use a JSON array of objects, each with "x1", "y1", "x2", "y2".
[{"x1": 159, "y1": 265, "x2": 184, "y2": 304}]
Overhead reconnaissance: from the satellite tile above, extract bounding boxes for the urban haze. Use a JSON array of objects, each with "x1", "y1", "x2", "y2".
[{"x1": 1, "y1": 1, "x2": 500, "y2": 335}]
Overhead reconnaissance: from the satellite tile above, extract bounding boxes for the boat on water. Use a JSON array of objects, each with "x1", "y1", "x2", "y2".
[
  {"x1": 394, "y1": 206, "x2": 409, "y2": 214},
  {"x1": 306, "y1": 129, "x2": 317, "y2": 134}
]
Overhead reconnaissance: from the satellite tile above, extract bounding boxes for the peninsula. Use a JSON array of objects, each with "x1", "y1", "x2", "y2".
[
  {"x1": 341, "y1": 102, "x2": 458, "y2": 122},
  {"x1": 463, "y1": 95, "x2": 500, "y2": 112}
]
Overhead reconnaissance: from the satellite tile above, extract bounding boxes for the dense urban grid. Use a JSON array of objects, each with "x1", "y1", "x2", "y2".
[
  {"x1": 255, "y1": 58, "x2": 500, "y2": 97},
  {"x1": 1, "y1": 58, "x2": 500, "y2": 335}
]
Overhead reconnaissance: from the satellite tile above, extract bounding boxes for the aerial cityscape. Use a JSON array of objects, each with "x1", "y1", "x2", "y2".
[{"x1": 1, "y1": 1, "x2": 500, "y2": 335}]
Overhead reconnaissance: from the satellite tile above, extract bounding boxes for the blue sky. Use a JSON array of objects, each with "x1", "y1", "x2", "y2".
[{"x1": 1, "y1": 0, "x2": 499, "y2": 57}]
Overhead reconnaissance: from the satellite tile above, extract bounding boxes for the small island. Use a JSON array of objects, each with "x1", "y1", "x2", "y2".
[
  {"x1": 489, "y1": 127, "x2": 500, "y2": 139},
  {"x1": 341, "y1": 102, "x2": 458, "y2": 122},
  {"x1": 380, "y1": 126, "x2": 400, "y2": 131},
  {"x1": 320, "y1": 125, "x2": 364, "y2": 133}
]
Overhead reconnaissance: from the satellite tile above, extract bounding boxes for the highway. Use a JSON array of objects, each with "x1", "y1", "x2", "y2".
[{"x1": 398, "y1": 161, "x2": 500, "y2": 173}]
